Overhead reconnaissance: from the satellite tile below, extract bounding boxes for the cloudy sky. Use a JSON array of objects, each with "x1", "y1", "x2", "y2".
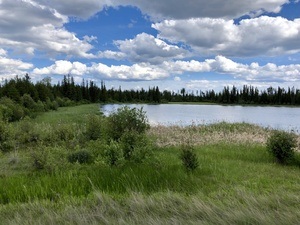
[{"x1": 0, "y1": 0, "x2": 300, "y2": 92}]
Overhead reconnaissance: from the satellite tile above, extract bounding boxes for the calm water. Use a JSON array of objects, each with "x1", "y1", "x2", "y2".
[{"x1": 101, "y1": 104, "x2": 300, "y2": 132}]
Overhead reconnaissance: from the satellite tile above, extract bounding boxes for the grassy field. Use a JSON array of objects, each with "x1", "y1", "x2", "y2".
[{"x1": 0, "y1": 104, "x2": 300, "y2": 224}]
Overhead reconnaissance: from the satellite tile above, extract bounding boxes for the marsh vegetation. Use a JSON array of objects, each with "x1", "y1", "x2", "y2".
[{"x1": 0, "y1": 103, "x2": 299, "y2": 224}]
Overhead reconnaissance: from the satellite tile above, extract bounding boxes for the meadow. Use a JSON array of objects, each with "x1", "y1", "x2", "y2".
[{"x1": 0, "y1": 104, "x2": 300, "y2": 224}]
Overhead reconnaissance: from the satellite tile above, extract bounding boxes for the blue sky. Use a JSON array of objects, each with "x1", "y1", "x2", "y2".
[{"x1": 0, "y1": 0, "x2": 300, "y2": 92}]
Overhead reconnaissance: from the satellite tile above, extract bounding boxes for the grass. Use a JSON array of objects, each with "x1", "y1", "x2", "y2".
[
  {"x1": 1, "y1": 104, "x2": 300, "y2": 224},
  {"x1": 33, "y1": 103, "x2": 101, "y2": 124}
]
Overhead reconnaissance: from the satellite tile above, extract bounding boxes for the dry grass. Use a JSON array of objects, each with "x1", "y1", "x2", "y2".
[
  {"x1": 1, "y1": 190, "x2": 300, "y2": 225},
  {"x1": 148, "y1": 122, "x2": 300, "y2": 150},
  {"x1": 148, "y1": 122, "x2": 270, "y2": 147}
]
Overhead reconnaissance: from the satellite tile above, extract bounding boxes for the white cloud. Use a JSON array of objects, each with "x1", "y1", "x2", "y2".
[
  {"x1": 168, "y1": 56, "x2": 300, "y2": 82},
  {"x1": 29, "y1": 24, "x2": 95, "y2": 58},
  {"x1": 97, "y1": 50, "x2": 126, "y2": 60},
  {"x1": 32, "y1": 56, "x2": 300, "y2": 83},
  {"x1": 36, "y1": 0, "x2": 109, "y2": 19},
  {"x1": 0, "y1": 0, "x2": 95, "y2": 58},
  {"x1": 0, "y1": 48, "x2": 7, "y2": 56},
  {"x1": 153, "y1": 16, "x2": 300, "y2": 57},
  {"x1": 107, "y1": 33, "x2": 189, "y2": 63},
  {"x1": 33, "y1": 60, "x2": 87, "y2": 76},
  {"x1": 174, "y1": 76, "x2": 181, "y2": 81},
  {"x1": 0, "y1": 56, "x2": 33, "y2": 79},
  {"x1": 89, "y1": 62, "x2": 169, "y2": 80}
]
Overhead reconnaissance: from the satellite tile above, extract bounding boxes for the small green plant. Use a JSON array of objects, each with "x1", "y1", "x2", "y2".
[
  {"x1": 0, "y1": 121, "x2": 14, "y2": 152},
  {"x1": 180, "y1": 144, "x2": 199, "y2": 172},
  {"x1": 103, "y1": 140, "x2": 123, "y2": 166},
  {"x1": 31, "y1": 149, "x2": 48, "y2": 170},
  {"x1": 68, "y1": 150, "x2": 93, "y2": 164},
  {"x1": 85, "y1": 114, "x2": 103, "y2": 140},
  {"x1": 266, "y1": 130, "x2": 297, "y2": 164}
]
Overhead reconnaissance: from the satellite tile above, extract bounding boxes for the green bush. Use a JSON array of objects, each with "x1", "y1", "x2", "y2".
[
  {"x1": 85, "y1": 114, "x2": 103, "y2": 140},
  {"x1": 0, "y1": 121, "x2": 14, "y2": 152},
  {"x1": 0, "y1": 97, "x2": 24, "y2": 121},
  {"x1": 68, "y1": 150, "x2": 93, "y2": 164},
  {"x1": 120, "y1": 131, "x2": 152, "y2": 162},
  {"x1": 267, "y1": 130, "x2": 297, "y2": 164},
  {"x1": 31, "y1": 150, "x2": 47, "y2": 170},
  {"x1": 106, "y1": 106, "x2": 149, "y2": 140},
  {"x1": 180, "y1": 144, "x2": 199, "y2": 172},
  {"x1": 54, "y1": 123, "x2": 76, "y2": 142},
  {"x1": 103, "y1": 140, "x2": 123, "y2": 166},
  {"x1": 16, "y1": 119, "x2": 41, "y2": 144}
]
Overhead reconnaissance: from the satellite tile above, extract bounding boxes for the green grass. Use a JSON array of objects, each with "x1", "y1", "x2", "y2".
[
  {"x1": 33, "y1": 103, "x2": 101, "y2": 124},
  {"x1": 1, "y1": 104, "x2": 300, "y2": 224}
]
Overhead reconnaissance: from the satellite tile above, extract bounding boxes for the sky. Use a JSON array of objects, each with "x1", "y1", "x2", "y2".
[{"x1": 0, "y1": 0, "x2": 300, "y2": 92}]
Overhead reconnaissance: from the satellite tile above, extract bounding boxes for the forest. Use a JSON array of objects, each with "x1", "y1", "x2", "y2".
[{"x1": 1, "y1": 73, "x2": 300, "y2": 122}]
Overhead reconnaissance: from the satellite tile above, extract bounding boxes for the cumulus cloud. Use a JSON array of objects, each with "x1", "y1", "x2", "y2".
[
  {"x1": 99, "y1": 33, "x2": 189, "y2": 63},
  {"x1": 112, "y1": 0, "x2": 288, "y2": 20},
  {"x1": 36, "y1": 0, "x2": 109, "y2": 19},
  {"x1": 0, "y1": 0, "x2": 95, "y2": 58},
  {"x1": 167, "y1": 56, "x2": 300, "y2": 82},
  {"x1": 89, "y1": 62, "x2": 170, "y2": 80},
  {"x1": 33, "y1": 60, "x2": 87, "y2": 76},
  {"x1": 33, "y1": 60, "x2": 169, "y2": 80},
  {"x1": 97, "y1": 51, "x2": 127, "y2": 60},
  {"x1": 0, "y1": 56, "x2": 33, "y2": 78},
  {"x1": 18, "y1": 0, "x2": 288, "y2": 21},
  {"x1": 153, "y1": 16, "x2": 300, "y2": 57},
  {"x1": 0, "y1": 49, "x2": 7, "y2": 56},
  {"x1": 32, "y1": 56, "x2": 300, "y2": 82}
]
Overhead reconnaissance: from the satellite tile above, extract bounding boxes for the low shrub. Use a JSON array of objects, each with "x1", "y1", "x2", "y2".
[
  {"x1": 31, "y1": 148, "x2": 48, "y2": 170},
  {"x1": 120, "y1": 131, "x2": 152, "y2": 163},
  {"x1": 0, "y1": 121, "x2": 15, "y2": 152},
  {"x1": 106, "y1": 106, "x2": 149, "y2": 141},
  {"x1": 68, "y1": 150, "x2": 93, "y2": 164},
  {"x1": 16, "y1": 119, "x2": 41, "y2": 144},
  {"x1": 180, "y1": 144, "x2": 199, "y2": 172},
  {"x1": 85, "y1": 114, "x2": 103, "y2": 140},
  {"x1": 103, "y1": 140, "x2": 123, "y2": 166},
  {"x1": 54, "y1": 123, "x2": 77, "y2": 142},
  {"x1": 266, "y1": 130, "x2": 297, "y2": 164}
]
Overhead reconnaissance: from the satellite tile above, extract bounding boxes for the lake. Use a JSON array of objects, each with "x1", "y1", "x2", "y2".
[{"x1": 101, "y1": 104, "x2": 300, "y2": 133}]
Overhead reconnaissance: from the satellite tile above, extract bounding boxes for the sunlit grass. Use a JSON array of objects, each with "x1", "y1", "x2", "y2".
[
  {"x1": 33, "y1": 103, "x2": 101, "y2": 124},
  {"x1": 1, "y1": 104, "x2": 300, "y2": 224}
]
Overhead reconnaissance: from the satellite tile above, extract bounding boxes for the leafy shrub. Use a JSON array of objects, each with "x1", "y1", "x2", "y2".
[
  {"x1": 85, "y1": 114, "x2": 103, "y2": 140},
  {"x1": 120, "y1": 131, "x2": 152, "y2": 162},
  {"x1": 0, "y1": 97, "x2": 24, "y2": 121},
  {"x1": 103, "y1": 140, "x2": 123, "y2": 166},
  {"x1": 16, "y1": 119, "x2": 41, "y2": 144},
  {"x1": 31, "y1": 148, "x2": 48, "y2": 170},
  {"x1": 106, "y1": 106, "x2": 149, "y2": 140},
  {"x1": 180, "y1": 144, "x2": 199, "y2": 172},
  {"x1": 54, "y1": 123, "x2": 76, "y2": 142},
  {"x1": 0, "y1": 121, "x2": 14, "y2": 152},
  {"x1": 267, "y1": 130, "x2": 297, "y2": 164},
  {"x1": 68, "y1": 150, "x2": 93, "y2": 164},
  {"x1": 21, "y1": 94, "x2": 37, "y2": 110}
]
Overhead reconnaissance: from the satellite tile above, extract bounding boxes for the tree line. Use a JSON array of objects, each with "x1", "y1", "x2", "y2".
[{"x1": 1, "y1": 74, "x2": 300, "y2": 121}]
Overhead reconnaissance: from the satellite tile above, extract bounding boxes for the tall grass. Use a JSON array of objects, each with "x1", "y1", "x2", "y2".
[
  {"x1": 1, "y1": 190, "x2": 300, "y2": 225},
  {"x1": 1, "y1": 104, "x2": 300, "y2": 224},
  {"x1": 1, "y1": 143, "x2": 300, "y2": 205},
  {"x1": 33, "y1": 104, "x2": 101, "y2": 124}
]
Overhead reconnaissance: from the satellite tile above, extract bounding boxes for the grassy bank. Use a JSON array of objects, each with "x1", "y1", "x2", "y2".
[{"x1": 0, "y1": 104, "x2": 300, "y2": 224}]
